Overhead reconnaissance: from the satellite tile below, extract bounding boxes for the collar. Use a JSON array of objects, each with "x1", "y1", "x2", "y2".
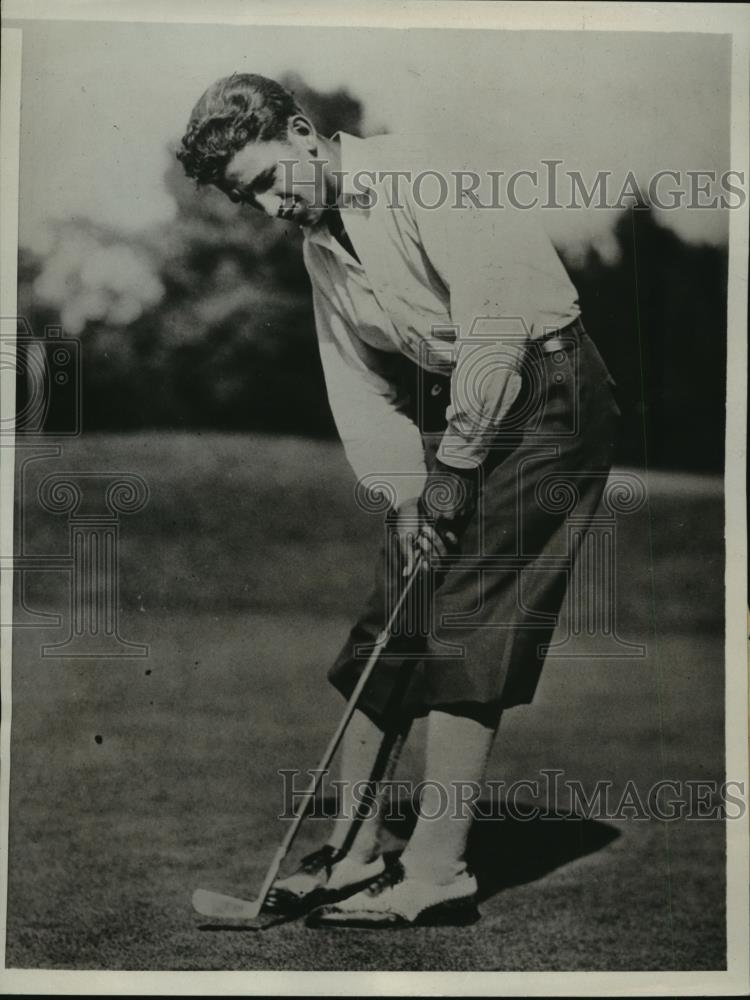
[
  {"x1": 331, "y1": 131, "x2": 374, "y2": 206},
  {"x1": 302, "y1": 132, "x2": 372, "y2": 249}
]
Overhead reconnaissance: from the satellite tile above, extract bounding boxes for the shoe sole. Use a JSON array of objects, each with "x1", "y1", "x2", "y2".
[{"x1": 306, "y1": 894, "x2": 481, "y2": 929}]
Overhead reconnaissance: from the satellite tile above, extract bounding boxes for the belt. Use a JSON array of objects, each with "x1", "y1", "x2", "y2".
[{"x1": 534, "y1": 317, "x2": 584, "y2": 355}]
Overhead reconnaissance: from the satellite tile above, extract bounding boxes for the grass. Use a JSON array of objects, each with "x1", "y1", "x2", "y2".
[{"x1": 6, "y1": 432, "x2": 726, "y2": 970}]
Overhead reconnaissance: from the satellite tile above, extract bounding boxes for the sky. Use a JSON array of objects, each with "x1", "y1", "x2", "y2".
[{"x1": 8, "y1": 19, "x2": 733, "y2": 260}]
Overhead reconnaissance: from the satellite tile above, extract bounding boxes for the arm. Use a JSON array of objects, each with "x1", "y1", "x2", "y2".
[
  {"x1": 407, "y1": 189, "x2": 572, "y2": 552},
  {"x1": 413, "y1": 202, "x2": 538, "y2": 471},
  {"x1": 309, "y1": 275, "x2": 428, "y2": 511}
]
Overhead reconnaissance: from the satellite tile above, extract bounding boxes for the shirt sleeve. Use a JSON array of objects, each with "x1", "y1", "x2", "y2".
[
  {"x1": 308, "y1": 270, "x2": 428, "y2": 509},
  {"x1": 409, "y1": 195, "x2": 554, "y2": 470}
]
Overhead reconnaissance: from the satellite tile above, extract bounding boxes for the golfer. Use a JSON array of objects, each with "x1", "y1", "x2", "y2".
[{"x1": 177, "y1": 73, "x2": 620, "y2": 927}]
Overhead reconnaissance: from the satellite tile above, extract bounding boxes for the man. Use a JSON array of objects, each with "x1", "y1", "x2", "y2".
[{"x1": 177, "y1": 73, "x2": 620, "y2": 928}]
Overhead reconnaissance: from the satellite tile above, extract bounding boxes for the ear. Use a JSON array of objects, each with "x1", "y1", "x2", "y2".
[{"x1": 288, "y1": 114, "x2": 317, "y2": 154}]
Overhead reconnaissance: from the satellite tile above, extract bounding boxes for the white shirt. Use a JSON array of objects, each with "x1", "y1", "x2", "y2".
[{"x1": 302, "y1": 132, "x2": 580, "y2": 506}]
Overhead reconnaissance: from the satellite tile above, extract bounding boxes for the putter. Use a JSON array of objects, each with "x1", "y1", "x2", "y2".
[{"x1": 192, "y1": 555, "x2": 425, "y2": 923}]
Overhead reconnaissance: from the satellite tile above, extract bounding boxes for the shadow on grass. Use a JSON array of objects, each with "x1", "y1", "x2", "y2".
[
  {"x1": 379, "y1": 798, "x2": 620, "y2": 903},
  {"x1": 196, "y1": 797, "x2": 619, "y2": 930}
]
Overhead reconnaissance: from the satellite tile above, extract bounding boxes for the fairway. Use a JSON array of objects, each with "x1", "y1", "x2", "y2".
[{"x1": 6, "y1": 433, "x2": 726, "y2": 970}]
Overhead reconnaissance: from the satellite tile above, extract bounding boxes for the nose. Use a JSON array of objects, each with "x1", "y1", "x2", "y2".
[{"x1": 254, "y1": 191, "x2": 282, "y2": 219}]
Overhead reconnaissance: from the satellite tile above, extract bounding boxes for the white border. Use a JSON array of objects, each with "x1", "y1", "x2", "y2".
[
  {"x1": 0, "y1": 2, "x2": 747, "y2": 996},
  {"x1": 1, "y1": 967, "x2": 750, "y2": 996},
  {"x1": 724, "y1": 21, "x2": 750, "y2": 995},
  {"x1": 0, "y1": 0, "x2": 748, "y2": 33},
  {"x1": 0, "y1": 23, "x2": 22, "y2": 979}
]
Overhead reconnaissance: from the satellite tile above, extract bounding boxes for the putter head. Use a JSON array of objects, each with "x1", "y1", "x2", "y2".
[{"x1": 192, "y1": 888, "x2": 266, "y2": 923}]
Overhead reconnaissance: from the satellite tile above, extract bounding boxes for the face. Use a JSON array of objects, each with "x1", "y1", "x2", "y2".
[{"x1": 218, "y1": 116, "x2": 328, "y2": 226}]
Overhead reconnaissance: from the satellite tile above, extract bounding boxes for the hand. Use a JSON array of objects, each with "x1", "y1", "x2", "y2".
[
  {"x1": 419, "y1": 458, "x2": 481, "y2": 554},
  {"x1": 392, "y1": 497, "x2": 450, "y2": 577}
]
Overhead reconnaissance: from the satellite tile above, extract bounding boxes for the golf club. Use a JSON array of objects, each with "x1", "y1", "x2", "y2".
[{"x1": 192, "y1": 553, "x2": 426, "y2": 922}]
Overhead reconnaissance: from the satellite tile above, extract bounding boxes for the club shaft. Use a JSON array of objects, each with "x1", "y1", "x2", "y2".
[{"x1": 253, "y1": 559, "x2": 423, "y2": 909}]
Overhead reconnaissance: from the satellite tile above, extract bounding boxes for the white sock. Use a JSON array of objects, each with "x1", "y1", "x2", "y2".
[{"x1": 399, "y1": 709, "x2": 499, "y2": 885}]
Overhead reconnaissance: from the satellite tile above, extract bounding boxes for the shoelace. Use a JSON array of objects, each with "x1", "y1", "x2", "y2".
[
  {"x1": 298, "y1": 844, "x2": 343, "y2": 878},
  {"x1": 364, "y1": 860, "x2": 406, "y2": 897}
]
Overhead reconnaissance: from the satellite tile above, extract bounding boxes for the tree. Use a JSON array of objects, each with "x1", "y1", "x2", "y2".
[{"x1": 565, "y1": 206, "x2": 727, "y2": 472}]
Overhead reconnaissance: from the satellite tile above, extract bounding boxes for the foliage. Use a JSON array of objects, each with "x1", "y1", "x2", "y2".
[{"x1": 15, "y1": 77, "x2": 727, "y2": 470}]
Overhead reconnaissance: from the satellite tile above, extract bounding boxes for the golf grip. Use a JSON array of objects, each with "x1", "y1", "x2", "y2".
[{"x1": 252, "y1": 556, "x2": 425, "y2": 910}]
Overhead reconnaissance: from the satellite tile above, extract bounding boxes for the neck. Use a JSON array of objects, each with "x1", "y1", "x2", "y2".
[{"x1": 317, "y1": 133, "x2": 344, "y2": 207}]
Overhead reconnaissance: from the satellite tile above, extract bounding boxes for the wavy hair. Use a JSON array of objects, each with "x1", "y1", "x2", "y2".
[{"x1": 176, "y1": 73, "x2": 303, "y2": 186}]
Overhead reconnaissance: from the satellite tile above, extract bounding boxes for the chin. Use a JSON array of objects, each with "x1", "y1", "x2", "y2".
[{"x1": 298, "y1": 205, "x2": 325, "y2": 227}]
